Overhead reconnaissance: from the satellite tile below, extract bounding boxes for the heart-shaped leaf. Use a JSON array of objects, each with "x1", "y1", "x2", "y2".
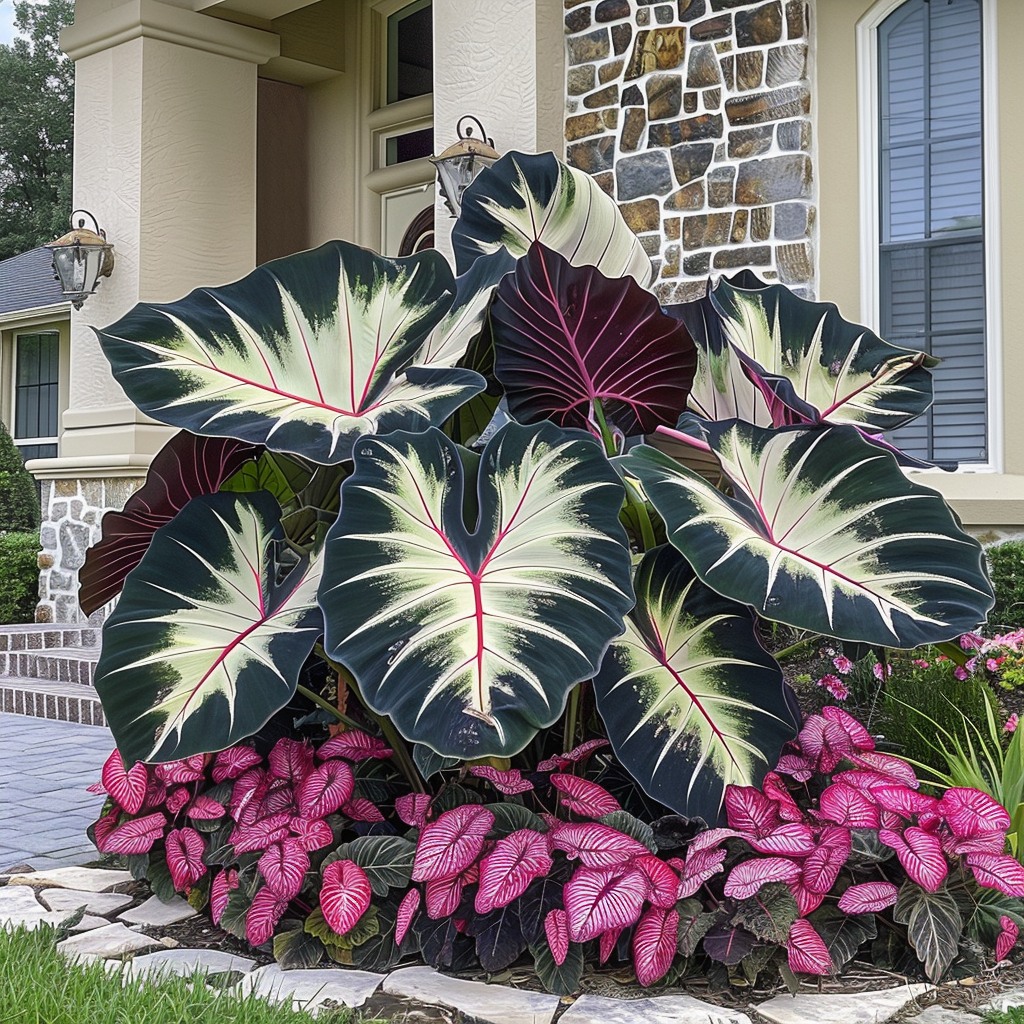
[
  {"x1": 246, "y1": 887, "x2": 289, "y2": 946},
  {"x1": 489, "y1": 242, "x2": 695, "y2": 435},
  {"x1": 633, "y1": 906, "x2": 679, "y2": 986},
  {"x1": 787, "y1": 918, "x2": 832, "y2": 975},
  {"x1": 549, "y1": 822, "x2": 650, "y2": 868},
  {"x1": 619, "y1": 423, "x2": 993, "y2": 647},
  {"x1": 100, "y1": 750, "x2": 148, "y2": 813},
  {"x1": 166, "y1": 826, "x2": 207, "y2": 890},
  {"x1": 297, "y1": 761, "x2": 354, "y2": 820},
  {"x1": 967, "y1": 854, "x2": 1024, "y2": 896},
  {"x1": 724, "y1": 857, "x2": 802, "y2": 899},
  {"x1": 320, "y1": 860, "x2": 372, "y2": 936},
  {"x1": 838, "y1": 881, "x2": 899, "y2": 914},
  {"x1": 885, "y1": 827, "x2": 948, "y2": 893},
  {"x1": 594, "y1": 545, "x2": 798, "y2": 824},
  {"x1": 675, "y1": 846, "x2": 727, "y2": 898},
  {"x1": 412, "y1": 805, "x2": 495, "y2": 883},
  {"x1": 544, "y1": 909, "x2": 570, "y2": 966},
  {"x1": 258, "y1": 839, "x2": 310, "y2": 899},
  {"x1": 79, "y1": 432, "x2": 259, "y2": 615},
  {"x1": 564, "y1": 863, "x2": 650, "y2": 943},
  {"x1": 212, "y1": 745, "x2": 263, "y2": 783},
  {"x1": 939, "y1": 788, "x2": 1011, "y2": 838},
  {"x1": 997, "y1": 915, "x2": 1019, "y2": 961},
  {"x1": 98, "y1": 812, "x2": 168, "y2": 855},
  {"x1": 322, "y1": 422, "x2": 634, "y2": 759},
  {"x1": 475, "y1": 829, "x2": 553, "y2": 914},
  {"x1": 550, "y1": 775, "x2": 620, "y2": 818},
  {"x1": 97, "y1": 241, "x2": 485, "y2": 465},
  {"x1": 318, "y1": 730, "x2": 393, "y2": 763},
  {"x1": 453, "y1": 150, "x2": 651, "y2": 285},
  {"x1": 290, "y1": 817, "x2": 333, "y2": 853},
  {"x1": 819, "y1": 783, "x2": 880, "y2": 828}
]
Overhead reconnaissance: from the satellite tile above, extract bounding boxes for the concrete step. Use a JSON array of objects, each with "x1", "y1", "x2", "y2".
[
  {"x1": 0, "y1": 678, "x2": 105, "y2": 727},
  {"x1": 0, "y1": 624, "x2": 99, "y2": 652},
  {"x1": 1, "y1": 647, "x2": 100, "y2": 687}
]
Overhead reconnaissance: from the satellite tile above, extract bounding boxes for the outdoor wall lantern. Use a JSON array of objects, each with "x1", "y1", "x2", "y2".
[
  {"x1": 45, "y1": 210, "x2": 115, "y2": 310},
  {"x1": 430, "y1": 115, "x2": 501, "y2": 218}
]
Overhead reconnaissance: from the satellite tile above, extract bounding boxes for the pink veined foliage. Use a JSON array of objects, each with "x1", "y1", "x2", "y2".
[
  {"x1": 341, "y1": 797, "x2": 386, "y2": 823},
  {"x1": 550, "y1": 774, "x2": 620, "y2": 817},
  {"x1": 545, "y1": 909, "x2": 570, "y2": 966},
  {"x1": 186, "y1": 794, "x2": 227, "y2": 820},
  {"x1": 760, "y1": 771, "x2": 805, "y2": 822},
  {"x1": 940, "y1": 788, "x2": 1012, "y2": 838},
  {"x1": 320, "y1": 860, "x2": 372, "y2": 935},
  {"x1": 246, "y1": 887, "x2": 289, "y2": 946},
  {"x1": 884, "y1": 826, "x2": 948, "y2": 893},
  {"x1": 395, "y1": 793, "x2": 431, "y2": 829},
  {"x1": 848, "y1": 750, "x2": 919, "y2": 788},
  {"x1": 289, "y1": 816, "x2": 334, "y2": 852},
  {"x1": 154, "y1": 755, "x2": 207, "y2": 784},
  {"x1": 100, "y1": 749, "x2": 148, "y2": 815},
  {"x1": 672, "y1": 846, "x2": 727, "y2": 899},
  {"x1": 632, "y1": 906, "x2": 679, "y2": 986},
  {"x1": 425, "y1": 873, "x2": 468, "y2": 920},
  {"x1": 633, "y1": 854, "x2": 679, "y2": 910},
  {"x1": 599, "y1": 927, "x2": 623, "y2": 965},
  {"x1": 98, "y1": 812, "x2": 167, "y2": 855},
  {"x1": 395, "y1": 888, "x2": 421, "y2": 946},
  {"x1": 724, "y1": 787, "x2": 781, "y2": 837},
  {"x1": 411, "y1": 805, "x2": 495, "y2": 883},
  {"x1": 210, "y1": 868, "x2": 239, "y2": 925},
  {"x1": 268, "y1": 738, "x2": 315, "y2": 783},
  {"x1": 475, "y1": 828, "x2": 553, "y2": 914},
  {"x1": 258, "y1": 838, "x2": 310, "y2": 899},
  {"x1": 91, "y1": 808, "x2": 119, "y2": 852},
  {"x1": 837, "y1": 881, "x2": 900, "y2": 914},
  {"x1": 212, "y1": 744, "x2": 263, "y2": 783},
  {"x1": 821, "y1": 705, "x2": 875, "y2": 752},
  {"x1": 166, "y1": 827, "x2": 207, "y2": 890},
  {"x1": 230, "y1": 813, "x2": 293, "y2": 855},
  {"x1": 688, "y1": 827, "x2": 741, "y2": 852},
  {"x1": 817, "y1": 782, "x2": 880, "y2": 828},
  {"x1": 801, "y1": 839, "x2": 849, "y2": 896},
  {"x1": 997, "y1": 915, "x2": 1020, "y2": 962},
  {"x1": 745, "y1": 823, "x2": 817, "y2": 857},
  {"x1": 538, "y1": 738, "x2": 611, "y2": 771},
  {"x1": 548, "y1": 821, "x2": 649, "y2": 868},
  {"x1": 317, "y1": 729, "x2": 393, "y2": 762},
  {"x1": 966, "y1": 854, "x2": 1024, "y2": 896},
  {"x1": 467, "y1": 765, "x2": 534, "y2": 795},
  {"x1": 564, "y1": 863, "x2": 651, "y2": 943},
  {"x1": 297, "y1": 760, "x2": 355, "y2": 820},
  {"x1": 787, "y1": 918, "x2": 832, "y2": 976},
  {"x1": 165, "y1": 786, "x2": 191, "y2": 816},
  {"x1": 723, "y1": 857, "x2": 802, "y2": 899}
]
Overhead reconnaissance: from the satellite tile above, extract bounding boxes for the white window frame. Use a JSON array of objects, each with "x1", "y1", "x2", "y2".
[
  {"x1": 10, "y1": 330, "x2": 60, "y2": 457},
  {"x1": 856, "y1": 0, "x2": 1002, "y2": 472}
]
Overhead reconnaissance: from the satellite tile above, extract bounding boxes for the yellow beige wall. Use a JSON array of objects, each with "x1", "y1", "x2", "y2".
[{"x1": 815, "y1": 0, "x2": 1024, "y2": 532}]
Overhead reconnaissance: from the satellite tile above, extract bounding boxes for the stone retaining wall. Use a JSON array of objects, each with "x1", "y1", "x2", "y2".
[{"x1": 564, "y1": 0, "x2": 815, "y2": 303}]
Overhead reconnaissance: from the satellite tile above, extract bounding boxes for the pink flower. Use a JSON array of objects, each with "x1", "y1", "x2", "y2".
[
  {"x1": 832, "y1": 656, "x2": 854, "y2": 675},
  {"x1": 872, "y1": 662, "x2": 892, "y2": 681},
  {"x1": 912, "y1": 659, "x2": 930, "y2": 669},
  {"x1": 816, "y1": 674, "x2": 849, "y2": 701},
  {"x1": 987, "y1": 658, "x2": 1001, "y2": 672},
  {"x1": 954, "y1": 666, "x2": 969, "y2": 681},
  {"x1": 1006, "y1": 714, "x2": 1019, "y2": 734},
  {"x1": 960, "y1": 632, "x2": 984, "y2": 650}
]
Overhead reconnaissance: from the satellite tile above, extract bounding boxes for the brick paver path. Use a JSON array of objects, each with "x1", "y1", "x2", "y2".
[{"x1": 0, "y1": 712, "x2": 111, "y2": 871}]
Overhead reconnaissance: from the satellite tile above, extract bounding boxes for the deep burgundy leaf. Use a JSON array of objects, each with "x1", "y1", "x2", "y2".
[
  {"x1": 78, "y1": 431, "x2": 259, "y2": 615},
  {"x1": 98, "y1": 812, "x2": 167, "y2": 855},
  {"x1": 787, "y1": 918, "x2": 833, "y2": 975},
  {"x1": 396, "y1": 887, "x2": 421, "y2": 945},
  {"x1": 564, "y1": 863, "x2": 650, "y2": 942},
  {"x1": 476, "y1": 829, "x2": 553, "y2": 914},
  {"x1": 246, "y1": 886, "x2": 289, "y2": 946},
  {"x1": 490, "y1": 242, "x2": 695, "y2": 435},
  {"x1": 165, "y1": 826, "x2": 207, "y2": 890},
  {"x1": 545, "y1": 909, "x2": 570, "y2": 966},
  {"x1": 412, "y1": 805, "x2": 495, "y2": 883},
  {"x1": 703, "y1": 922, "x2": 757, "y2": 965},
  {"x1": 297, "y1": 760, "x2": 354, "y2": 820},
  {"x1": 320, "y1": 860, "x2": 372, "y2": 935},
  {"x1": 633, "y1": 906, "x2": 679, "y2": 986},
  {"x1": 100, "y1": 750, "x2": 148, "y2": 815},
  {"x1": 837, "y1": 881, "x2": 899, "y2": 914},
  {"x1": 318, "y1": 730, "x2": 393, "y2": 762},
  {"x1": 551, "y1": 774, "x2": 620, "y2": 817}
]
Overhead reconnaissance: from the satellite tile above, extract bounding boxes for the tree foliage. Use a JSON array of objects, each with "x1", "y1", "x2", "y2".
[
  {"x1": 0, "y1": 0, "x2": 74, "y2": 261},
  {"x1": 0, "y1": 418, "x2": 40, "y2": 532}
]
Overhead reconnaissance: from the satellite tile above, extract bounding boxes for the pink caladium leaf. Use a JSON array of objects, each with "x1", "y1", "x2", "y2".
[
  {"x1": 412, "y1": 805, "x2": 495, "y2": 882},
  {"x1": 950, "y1": 832, "x2": 1008, "y2": 856},
  {"x1": 891, "y1": 826, "x2": 948, "y2": 892},
  {"x1": 787, "y1": 918, "x2": 833, "y2": 976},
  {"x1": 675, "y1": 846, "x2": 727, "y2": 899},
  {"x1": 967, "y1": 854, "x2": 1024, "y2": 896},
  {"x1": 761, "y1": 772, "x2": 805, "y2": 823},
  {"x1": 86, "y1": 781, "x2": 106, "y2": 795},
  {"x1": 396, "y1": 793, "x2": 431, "y2": 829},
  {"x1": 838, "y1": 881, "x2": 900, "y2": 914},
  {"x1": 564, "y1": 863, "x2": 650, "y2": 943},
  {"x1": 550, "y1": 821, "x2": 650, "y2": 868},
  {"x1": 395, "y1": 887, "x2": 421, "y2": 946},
  {"x1": 425, "y1": 874, "x2": 467, "y2": 920},
  {"x1": 833, "y1": 768, "x2": 892, "y2": 794},
  {"x1": 341, "y1": 797, "x2": 386, "y2": 823},
  {"x1": 599, "y1": 926, "x2": 623, "y2": 965},
  {"x1": 723, "y1": 857, "x2": 801, "y2": 899},
  {"x1": 802, "y1": 844, "x2": 848, "y2": 896},
  {"x1": 165, "y1": 786, "x2": 190, "y2": 815},
  {"x1": 797, "y1": 716, "x2": 855, "y2": 773},
  {"x1": 688, "y1": 827, "x2": 742, "y2": 853},
  {"x1": 724, "y1": 786, "x2": 780, "y2": 837},
  {"x1": 318, "y1": 730, "x2": 393, "y2": 762},
  {"x1": 997, "y1": 915, "x2": 1020, "y2": 961},
  {"x1": 775, "y1": 753, "x2": 814, "y2": 782},
  {"x1": 230, "y1": 813, "x2": 293, "y2": 855},
  {"x1": 258, "y1": 838, "x2": 310, "y2": 899},
  {"x1": 467, "y1": 766, "x2": 534, "y2": 795},
  {"x1": 210, "y1": 867, "x2": 239, "y2": 925},
  {"x1": 289, "y1": 817, "x2": 334, "y2": 852},
  {"x1": 746, "y1": 823, "x2": 817, "y2": 857},
  {"x1": 822, "y1": 705, "x2": 875, "y2": 752},
  {"x1": 848, "y1": 750, "x2": 918, "y2": 788},
  {"x1": 166, "y1": 826, "x2": 207, "y2": 890},
  {"x1": 230, "y1": 767, "x2": 267, "y2": 824},
  {"x1": 321, "y1": 860, "x2": 372, "y2": 935},
  {"x1": 633, "y1": 906, "x2": 680, "y2": 986},
  {"x1": 141, "y1": 776, "x2": 168, "y2": 812},
  {"x1": 268, "y1": 738, "x2": 315, "y2": 783},
  {"x1": 634, "y1": 854, "x2": 679, "y2": 910},
  {"x1": 99, "y1": 812, "x2": 168, "y2": 855},
  {"x1": 940, "y1": 788, "x2": 1011, "y2": 838},
  {"x1": 545, "y1": 908, "x2": 570, "y2": 966},
  {"x1": 246, "y1": 886, "x2": 289, "y2": 946},
  {"x1": 212, "y1": 745, "x2": 263, "y2": 783},
  {"x1": 818, "y1": 782, "x2": 880, "y2": 828},
  {"x1": 154, "y1": 755, "x2": 206, "y2": 784},
  {"x1": 297, "y1": 760, "x2": 355, "y2": 820},
  {"x1": 101, "y1": 750, "x2": 148, "y2": 815},
  {"x1": 475, "y1": 828, "x2": 553, "y2": 914},
  {"x1": 550, "y1": 774, "x2": 620, "y2": 817},
  {"x1": 186, "y1": 795, "x2": 226, "y2": 820},
  {"x1": 536, "y1": 738, "x2": 610, "y2": 771},
  {"x1": 870, "y1": 784, "x2": 937, "y2": 819},
  {"x1": 790, "y1": 880, "x2": 826, "y2": 916},
  {"x1": 259, "y1": 779, "x2": 296, "y2": 818},
  {"x1": 92, "y1": 807, "x2": 119, "y2": 851}
]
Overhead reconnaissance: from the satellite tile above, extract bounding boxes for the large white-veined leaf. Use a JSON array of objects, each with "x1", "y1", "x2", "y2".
[
  {"x1": 594, "y1": 545, "x2": 797, "y2": 825},
  {"x1": 452, "y1": 151, "x2": 652, "y2": 286},
  {"x1": 94, "y1": 491, "x2": 324, "y2": 765},
  {"x1": 96, "y1": 241, "x2": 486, "y2": 465},
  {"x1": 618, "y1": 422, "x2": 993, "y2": 648},
  {"x1": 320, "y1": 422, "x2": 635, "y2": 758}
]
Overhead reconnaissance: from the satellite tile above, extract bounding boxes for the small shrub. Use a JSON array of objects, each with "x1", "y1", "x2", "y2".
[
  {"x1": 0, "y1": 419, "x2": 40, "y2": 532},
  {"x1": 0, "y1": 531, "x2": 39, "y2": 623},
  {"x1": 989, "y1": 541, "x2": 1024, "y2": 629}
]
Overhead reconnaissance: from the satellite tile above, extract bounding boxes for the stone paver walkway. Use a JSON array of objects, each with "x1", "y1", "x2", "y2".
[{"x1": 0, "y1": 712, "x2": 111, "y2": 871}]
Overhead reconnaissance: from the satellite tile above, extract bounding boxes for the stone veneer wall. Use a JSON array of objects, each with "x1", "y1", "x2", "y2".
[
  {"x1": 564, "y1": 0, "x2": 814, "y2": 303},
  {"x1": 36, "y1": 476, "x2": 145, "y2": 625}
]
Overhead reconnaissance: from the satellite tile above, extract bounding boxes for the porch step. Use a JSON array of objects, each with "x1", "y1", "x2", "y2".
[
  {"x1": 1, "y1": 647, "x2": 99, "y2": 687},
  {"x1": 0, "y1": 678, "x2": 106, "y2": 727},
  {"x1": 0, "y1": 623, "x2": 100, "y2": 652}
]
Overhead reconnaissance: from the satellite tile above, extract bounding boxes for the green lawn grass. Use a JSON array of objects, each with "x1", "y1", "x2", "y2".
[
  {"x1": 986, "y1": 1009, "x2": 1024, "y2": 1024},
  {"x1": 0, "y1": 925, "x2": 386, "y2": 1023}
]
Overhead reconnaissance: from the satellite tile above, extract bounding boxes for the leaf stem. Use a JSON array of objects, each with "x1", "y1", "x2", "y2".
[
  {"x1": 563, "y1": 685, "x2": 580, "y2": 753},
  {"x1": 295, "y1": 683, "x2": 363, "y2": 732},
  {"x1": 773, "y1": 634, "x2": 820, "y2": 662},
  {"x1": 591, "y1": 398, "x2": 618, "y2": 458},
  {"x1": 624, "y1": 479, "x2": 656, "y2": 552}
]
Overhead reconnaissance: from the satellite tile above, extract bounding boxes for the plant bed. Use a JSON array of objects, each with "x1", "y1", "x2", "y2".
[{"x1": 73, "y1": 150, "x2": 1017, "y2": 1003}]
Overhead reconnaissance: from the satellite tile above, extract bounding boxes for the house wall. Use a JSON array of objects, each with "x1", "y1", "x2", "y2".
[{"x1": 563, "y1": 0, "x2": 815, "y2": 304}]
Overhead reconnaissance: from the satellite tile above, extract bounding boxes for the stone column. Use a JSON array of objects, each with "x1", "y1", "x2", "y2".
[
  {"x1": 431, "y1": 0, "x2": 567, "y2": 260},
  {"x1": 30, "y1": 0, "x2": 278, "y2": 623}
]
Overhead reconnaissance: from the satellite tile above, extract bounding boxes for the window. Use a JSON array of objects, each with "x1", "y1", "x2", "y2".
[
  {"x1": 12, "y1": 332, "x2": 59, "y2": 462},
  {"x1": 878, "y1": 0, "x2": 986, "y2": 467}
]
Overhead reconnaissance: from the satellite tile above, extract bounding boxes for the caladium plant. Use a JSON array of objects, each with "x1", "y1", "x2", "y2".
[{"x1": 83, "y1": 149, "x2": 994, "y2": 837}]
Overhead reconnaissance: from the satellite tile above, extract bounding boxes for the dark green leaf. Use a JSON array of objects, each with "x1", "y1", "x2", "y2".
[
  {"x1": 893, "y1": 883, "x2": 963, "y2": 982},
  {"x1": 345, "y1": 835, "x2": 416, "y2": 896},
  {"x1": 529, "y1": 939, "x2": 584, "y2": 996},
  {"x1": 732, "y1": 883, "x2": 798, "y2": 945},
  {"x1": 808, "y1": 905, "x2": 877, "y2": 972},
  {"x1": 273, "y1": 927, "x2": 325, "y2": 969}
]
